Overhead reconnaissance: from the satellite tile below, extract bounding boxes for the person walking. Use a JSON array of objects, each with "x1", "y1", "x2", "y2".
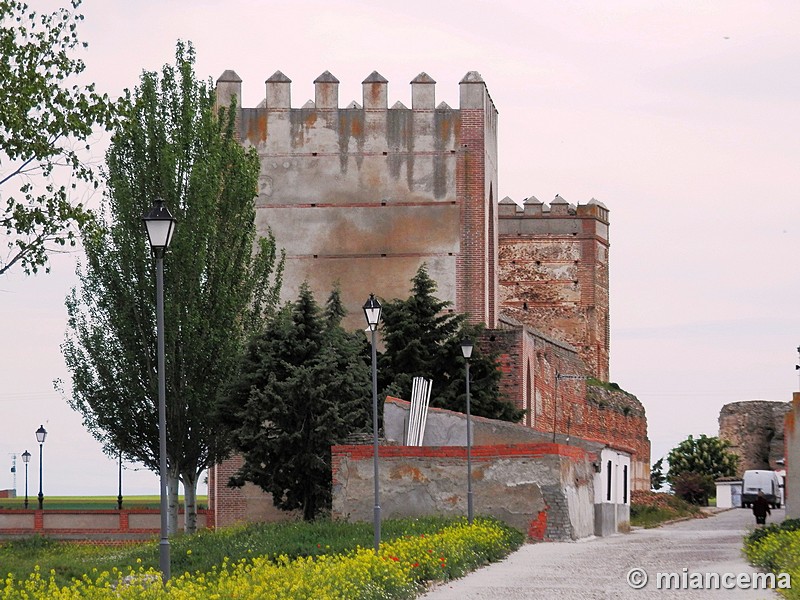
[{"x1": 752, "y1": 490, "x2": 771, "y2": 526}]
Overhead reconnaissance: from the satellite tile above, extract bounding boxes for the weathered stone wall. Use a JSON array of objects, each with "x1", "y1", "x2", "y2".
[
  {"x1": 498, "y1": 198, "x2": 610, "y2": 380},
  {"x1": 481, "y1": 318, "x2": 649, "y2": 490},
  {"x1": 719, "y1": 400, "x2": 790, "y2": 476},
  {"x1": 217, "y1": 70, "x2": 499, "y2": 330},
  {"x1": 331, "y1": 443, "x2": 596, "y2": 541},
  {"x1": 585, "y1": 383, "x2": 650, "y2": 491}
]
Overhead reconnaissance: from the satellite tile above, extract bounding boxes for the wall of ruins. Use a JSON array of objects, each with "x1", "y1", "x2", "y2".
[{"x1": 719, "y1": 400, "x2": 790, "y2": 475}]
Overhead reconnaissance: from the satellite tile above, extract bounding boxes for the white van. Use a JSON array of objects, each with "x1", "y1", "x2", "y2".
[{"x1": 741, "y1": 470, "x2": 782, "y2": 509}]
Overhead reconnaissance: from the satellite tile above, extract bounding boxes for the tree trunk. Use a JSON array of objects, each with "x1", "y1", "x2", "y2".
[
  {"x1": 168, "y1": 468, "x2": 180, "y2": 535},
  {"x1": 181, "y1": 470, "x2": 198, "y2": 534}
]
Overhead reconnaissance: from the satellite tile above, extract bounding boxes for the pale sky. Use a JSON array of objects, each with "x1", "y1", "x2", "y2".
[{"x1": 1, "y1": 0, "x2": 799, "y2": 495}]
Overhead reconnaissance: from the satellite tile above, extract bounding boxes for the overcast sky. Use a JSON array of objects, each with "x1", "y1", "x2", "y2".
[{"x1": 2, "y1": 0, "x2": 799, "y2": 496}]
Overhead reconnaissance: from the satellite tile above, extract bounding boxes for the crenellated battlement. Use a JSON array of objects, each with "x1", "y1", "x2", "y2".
[
  {"x1": 216, "y1": 69, "x2": 495, "y2": 114},
  {"x1": 498, "y1": 195, "x2": 610, "y2": 223}
]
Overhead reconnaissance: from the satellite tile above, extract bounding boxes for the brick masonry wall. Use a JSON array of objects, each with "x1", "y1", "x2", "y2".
[
  {"x1": 209, "y1": 455, "x2": 299, "y2": 528},
  {"x1": 331, "y1": 443, "x2": 595, "y2": 541},
  {"x1": 0, "y1": 509, "x2": 210, "y2": 541},
  {"x1": 485, "y1": 318, "x2": 650, "y2": 490},
  {"x1": 498, "y1": 200, "x2": 610, "y2": 380}
]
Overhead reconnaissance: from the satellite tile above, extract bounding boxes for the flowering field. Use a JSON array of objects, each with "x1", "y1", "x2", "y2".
[
  {"x1": 743, "y1": 519, "x2": 800, "y2": 598},
  {"x1": 0, "y1": 517, "x2": 523, "y2": 599}
]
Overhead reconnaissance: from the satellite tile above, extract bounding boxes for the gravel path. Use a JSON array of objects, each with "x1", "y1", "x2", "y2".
[{"x1": 419, "y1": 508, "x2": 785, "y2": 599}]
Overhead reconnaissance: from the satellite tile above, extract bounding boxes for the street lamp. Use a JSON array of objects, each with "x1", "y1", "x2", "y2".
[
  {"x1": 117, "y1": 450, "x2": 123, "y2": 510},
  {"x1": 461, "y1": 338, "x2": 474, "y2": 524},
  {"x1": 143, "y1": 197, "x2": 176, "y2": 583},
  {"x1": 21, "y1": 450, "x2": 30, "y2": 509},
  {"x1": 363, "y1": 293, "x2": 382, "y2": 554},
  {"x1": 35, "y1": 425, "x2": 46, "y2": 510}
]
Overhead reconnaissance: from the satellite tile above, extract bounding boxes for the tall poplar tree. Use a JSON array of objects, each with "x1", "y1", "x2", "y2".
[
  {"x1": 218, "y1": 284, "x2": 372, "y2": 521},
  {"x1": 60, "y1": 42, "x2": 284, "y2": 532},
  {"x1": 1, "y1": 0, "x2": 114, "y2": 275}
]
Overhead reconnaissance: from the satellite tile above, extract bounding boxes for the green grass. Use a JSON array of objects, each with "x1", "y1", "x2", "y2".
[
  {"x1": 630, "y1": 490, "x2": 704, "y2": 528},
  {"x1": 0, "y1": 496, "x2": 207, "y2": 510},
  {"x1": 0, "y1": 516, "x2": 524, "y2": 588}
]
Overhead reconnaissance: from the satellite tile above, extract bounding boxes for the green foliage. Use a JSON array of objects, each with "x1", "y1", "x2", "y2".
[
  {"x1": 630, "y1": 490, "x2": 703, "y2": 528},
  {"x1": 746, "y1": 518, "x2": 800, "y2": 548},
  {"x1": 586, "y1": 377, "x2": 624, "y2": 393},
  {"x1": 218, "y1": 284, "x2": 371, "y2": 520},
  {"x1": 0, "y1": 0, "x2": 115, "y2": 275},
  {"x1": 744, "y1": 520, "x2": 800, "y2": 589},
  {"x1": 666, "y1": 434, "x2": 738, "y2": 484},
  {"x1": 0, "y1": 516, "x2": 524, "y2": 595},
  {"x1": 60, "y1": 42, "x2": 284, "y2": 528},
  {"x1": 650, "y1": 457, "x2": 666, "y2": 491},
  {"x1": 671, "y1": 471, "x2": 715, "y2": 505},
  {"x1": 379, "y1": 265, "x2": 524, "y2": 422}
]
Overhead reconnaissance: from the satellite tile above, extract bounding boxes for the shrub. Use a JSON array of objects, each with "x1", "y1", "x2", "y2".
[
  {"x1": 630, "y1": 490, "x2": 704, "y2": 528},
  {"x1": 672, "y1": 471, "x2": 715, "y2": 505}
]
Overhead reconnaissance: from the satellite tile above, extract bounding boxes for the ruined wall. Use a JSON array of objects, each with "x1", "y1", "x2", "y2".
[
  {"x1": 586, "y1": 383, "x2": 650, "y2": 491},
  {"x1": 719, "y1": 400, "x2": 791, "y2": 476},
  {"x1": 331, "y1": 443, "x2": 596, "y2": 541},
  {"x1": 481, "y1": 316, "x2": 649, "y2": 490},
  {"x1": 498, "y1": 196, "x2": 610, "y2": 380},
  {"x1": 216, "y1": 70, "x2": 499, "y2": 330}
]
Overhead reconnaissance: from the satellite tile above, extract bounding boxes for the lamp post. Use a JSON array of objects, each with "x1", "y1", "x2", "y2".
[
  {"x1": 363, "y1": 293, "x2": 382, "y2": 554},
  {"x1": 461, "y1": 338, "x2": 474, "y2": 524},
  {"x1": 117, "y1": 450, "x2": 123, "y2": 510},
  {"x1": 143, "y1": 197, "x2": 176, "y2": 583},
  {"x1": 21, "y1": 450, "x2": 30, "y2": 509},
  {"x1": 35, "y1": 425, "x2": 46, "y2": 510}
]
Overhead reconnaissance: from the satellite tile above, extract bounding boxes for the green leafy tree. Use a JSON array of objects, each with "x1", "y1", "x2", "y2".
[
  {"x1": 218, "y1": 284, "x2": 372, "y2": 520},
  {"x1": 379, "y1": 265, "x2": 523, "y2": 422},
  {"x1": 666, "y1": 434, "x2": 738, "y2": 486},
  {"x1": 1, "y1": 0, "x2": 114, "y2": 275},
  {"x1": 650, "y1": 457, "x2": 666, "y2": 491},
  {"x1": 60, "y1": 42, "x2": 284, "y2": 533},
  {"x1": 672, "y1": 471, "x2": 715, "y2": 506}
]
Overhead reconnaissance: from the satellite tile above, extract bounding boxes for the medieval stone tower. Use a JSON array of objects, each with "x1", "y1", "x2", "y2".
[
  {"x1": 216, "y1": 69, "x2": 499, "y2": 330},
  {"x1": 498, "y1": 196, "x2": 610, "y2": 381},
  {"x1": 208, "y1": 71, "x2": 650, "y2": 525}
]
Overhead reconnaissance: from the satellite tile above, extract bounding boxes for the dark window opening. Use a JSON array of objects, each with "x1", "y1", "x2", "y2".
[{"x1": 623, "y1": 465, "x2": 628, "y2": 504}]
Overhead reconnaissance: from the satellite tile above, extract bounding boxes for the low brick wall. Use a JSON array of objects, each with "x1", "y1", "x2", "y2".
[
  {"x1": 208, "y1": 455, "x2": 300, "y2": 528},
  {"x1": 331, "y1": 442, "x2": 596, "y2": 541},
  {"x1": 0, "y1": 509, "x2": 211, "y2": 541}
]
